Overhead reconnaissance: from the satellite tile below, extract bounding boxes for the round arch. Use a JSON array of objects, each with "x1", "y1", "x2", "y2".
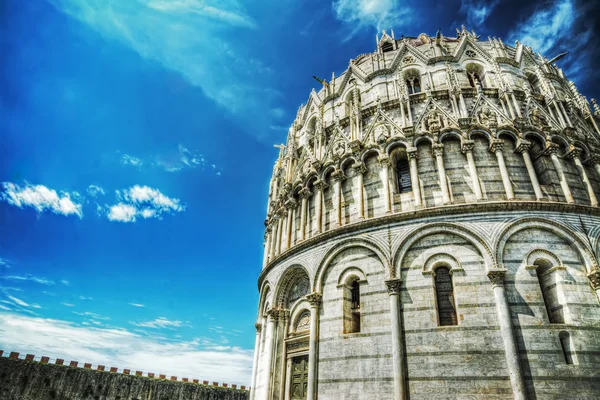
[
  {"x1": 439, "y1": 130, "x2": 464, "y2": 143},
  {"x1": 360, "y1": 147, "x2": 381, "y2": 163},
  {"x1": 257, "y1": 281, "x2": 272, "y2": 319},
  {"x1": 313, "y1": 239, "x2": 390, "y2": 292},
  {"x1": 393, "y1": 223, "x2": 496, "y2": 277},
  {"x1": 385, "y1": 139, "x2": 411, "y2": 156},
  {"x1": 274, "y1": 264, "x2": 312, "y2": 309},
  {"x1": 494, "y1": 217, "x2": 598, "y2": 274},
  {"x1": 467, "y1": 128, "x2": 493, "y2": 142}
]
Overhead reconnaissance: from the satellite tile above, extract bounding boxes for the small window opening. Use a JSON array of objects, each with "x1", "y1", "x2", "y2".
[
  {"x1": 466, "y1": 64, "x2": 485, "y2": 88},
  {"x1": 435, "y1": 267, "x2": 458, "y2": 326},
  {"x1": 468, "y1": 72, "x2": 482, "y2": 88},
  {"x1": 344, "y1": 278, "x2": 361, "y2": 333},
  {"x1": 381, "y1": 42, "x2": 393, "y2": 53},
  {"x1": 406, "y1": 76, "x2": 421, "y2": 94},
  {"x1": 536, "y1": 259, "x2": 565, "y2": 324},
  {"x1": 396, "y1": 158, "x2": 412, "y2": 193},
  {"x1": 559, "y1": 331, "x2": 577, "y2": 365}
]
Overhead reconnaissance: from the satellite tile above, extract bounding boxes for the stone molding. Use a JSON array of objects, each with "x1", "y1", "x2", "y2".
[
  {"x1": 487, "y1": 269, "x2": 508, "y2": 286},
  {"x1": 306, "y1": 292, "x2": 323, "y2": 307},
  {"x1": 385, "y1": 279, "x2": 402, "y2": 295}
]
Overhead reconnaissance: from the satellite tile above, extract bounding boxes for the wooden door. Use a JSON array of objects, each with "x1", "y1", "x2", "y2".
[{"x1": 290, "y1": 355, "x2": 309, "y2": 400}]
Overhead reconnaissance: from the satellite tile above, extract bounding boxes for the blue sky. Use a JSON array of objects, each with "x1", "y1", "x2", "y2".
[{"x1": 1, "y1": 0, "x2": 598, "y2": 385}]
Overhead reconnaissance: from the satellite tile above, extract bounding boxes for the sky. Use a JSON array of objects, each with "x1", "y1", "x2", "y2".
[{"x1": 1, "y1": 0, "x2": 599, "y2": 386}]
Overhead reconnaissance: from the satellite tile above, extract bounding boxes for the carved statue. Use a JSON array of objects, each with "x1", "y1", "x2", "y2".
[
  {"x1": 530, "y1": 107, "x2": 547, "y2": 128},
  {"x1": 427, "y1": 110, "x2": 442, "y2": 132},
  {"x1": 375, "y1": 124, "x2": 391, "y2": 142},
  {"x1": 478, "y1": 106, "x2": 497, "y2": 127}
]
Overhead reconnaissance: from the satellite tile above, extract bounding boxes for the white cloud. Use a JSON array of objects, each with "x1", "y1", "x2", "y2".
[
  {"x1": 106, "y1": 186, "x2": 184, "y2": 223},
  {"x1": 130, "y1": 317, "x2": 190, "y2": 329},
  {"x1": 47, "y1": 0, "x2": 281, "y2": 141},
  {"x1": 1, "y1": 182, "x2": 83, "y2": 218},
  {"x1": 121, "y1": 154, "x2": 144, "y2": 168},
  {"x1": 61, "y1": 280, "x2": 71, "y2": 286},
  {"x1": 2, "y1": 274, "x2": 55, "y2": 286},
  {"x1": 508, "y1": 0, "x2": 591, "y2": 81},
  {"x1": 129, "y1": 303, "x2": 145, "y2": 307},
  {"x1": 62, "y1": 303, "x2": 75, "y2": 307},
  {"x1": 0, "y1": 312, "x2": 253, "y2": 384},
  {"x1": 79, "y1": 296, "x2": 93, "y2": 300},
  {"x1": 120, "y1": 145, "x2": 222, "y2": 175},
  {"x1": 7, "y1": 295, "x2": 30, "y2": 307},
  {"x1": 332, "y1": 0, "x2": 410, "y2": 37},
  {"x1": 460, "y1": 0, "x2": 498, "y2": 26},
  {"x1": 86, "y1": 185, "x2": 105, "y2": 198},
  {"x1": 0, "y1": 305, "x2": 11, "y2": 311},
  {"x1": 73, "y1": 311, "x2": 110, "y2": 321}
]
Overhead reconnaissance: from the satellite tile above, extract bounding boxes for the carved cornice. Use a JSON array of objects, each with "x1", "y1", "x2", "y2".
[
  {"x1": 267, "y1": 308, "x2": 289, "y2": 321},
  {"x1": 432, "y1": 144, "x2": 444, "y2": 157},
  {"x1": 352, "y1": 162, "x2": 368, "y2": 175},
  {"x1": 313, "y1": 179, "x2": 329, "y2": 191},
  {"x1": 385, "y1": 279, "x2": 402, "y2": 295},
  {"x1": 258, "y1": 201, "x2": 600, "y2": 287},
  {"x1": 407, "y1": 147, "x2": 418, "y2": 159},
  {"x1": 378, "y1": 155, "x2": 392, "y2": 166},
  {"x1": 564, "y1": 147, "x2": 583, "y2": 161},
  {"x1": 331, "y1": 169, "x2": 347, "y2": 182},
  {"x1": 255, "y1": 322, "x2": 262, "y2": 333},
  {"x1": 299, "y1": 187, "x2": 313, "y2": 199}
]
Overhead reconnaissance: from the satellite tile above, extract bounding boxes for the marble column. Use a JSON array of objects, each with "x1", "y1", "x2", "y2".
[
  {"x1": 515, "y1": 140, "x2": 544, "y2": 201},
  {"x1": 313, "y1": 180, "x2": 326, "y2": 234},
  {"x1": 386, "y1": 279, "x2": 407, "y2": 400},
  {"x1": 284, "y1": 201, "x2": 296, "y2": 250},
  {"x1": 490, "y1": 139, "x2": 515, "y2": 200},
  {"x1": 567, "y1": 148, "x2": 598, "y2": 206},
  {"x1": 262, "y1": 228, "x2": 272, "y2": 269},
  {"x1": 545, "y1": 144, "x2": 574, "y2": 204},
  {"x1": 433, "y1": 144, "x2": 451, "y2": 204},
  {"x1": 407, "y1": 147, "x2": 422, "y2": 208},
  {"x1": 249, "y1": 323, "x2": 262, "y2": 400},
  {"x1": 332, "y1": 169, "x2": 346, "y2": 226},
  {"x1": 461, "y1": 140, "x2": 484, "y2": 201},
  {"x1": 299, "y1": 187, "x2": 312, "y2": 241},
  {"x1": 306, "y1": 293, "x2": 322, "y2": 400},
  {"x1": 353, "y1": 162, "x2": 367, "y2": 219},
  {"x1": 275, "y1": 213, "x2": 284, "y2": 256},
  {"x1": 379, "y1": 155, "x2": 392, "y2": 213},
  {"x1": 260, "y1": 309, "x2": 279, "y2": 400},
  {"x1": 487, "y1": 270, "x2": 527, "y2": 400},
  {"x1": 587, "y1": 154, "x2": 600, "y2": 190},
  {"x1": 269, "y1": 218, "x2": 279, "y2": 260}
]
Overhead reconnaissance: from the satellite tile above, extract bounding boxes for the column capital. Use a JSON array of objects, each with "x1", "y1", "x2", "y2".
[
  {"x1": 385, "y1": 278, "x2": 402, "y2": 295},
  {"x1": 542, "y1": 142, "x2": 560, "y2": 156},
  {"x1": 267, "y1": 308, "x2": 289, "y2": 321},
  {"x1": 564, "y1": 146, "x2": 583, "y2": 160},
  {"x1": 284, "y1": 198, "x2": 299, "y2": 210},
  {"x1": 407, "y1": 147, "x2": 419, "y2": 159},
  {"x1": 586, "y1": 153, "x2": 600, "y2": 166},
  {"x1": 313, "y1": 179, "x2": 329, "y2": 191},
  {"x1": 306, "y1": 292, "x2": 322, "y2": 307},
  {"x1": 432, "y1": 143, "x2": 444, "y2": 157},
  {"x1": 299, "y1": 187, "x2": 313, "y2": 199},
  {"x1": 489, "y1": 139, "x2": 504, "y2": 153},
  {"x1": 331, "y1": 169, "x2": 346, "y2": 182},
  {"x1": 514, "y1": 139, "x2": 532, "y2": 153},
  {"x1": 487, "y1": 269, "x2": 508, "y2": 286},
  {"x1": 352, "y1": 162, "x2": 368, "y2": 174},
  {"x1": 588, "y1": 268, "x2": 600, "y2": 290},
  {"x1": 255, "y1": 322, "x2": 262, "y2": 333},
  {"x1": 461, "y1": 140, "x2": 475, "y2": 153},
  {"x1": 378, "y1": 155, "x2": 392, "y2": 166}
]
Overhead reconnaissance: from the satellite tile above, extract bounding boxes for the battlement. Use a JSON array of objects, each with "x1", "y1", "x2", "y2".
[{"x1": 0, "y1": 350, "x2": 249, "y2": 400}]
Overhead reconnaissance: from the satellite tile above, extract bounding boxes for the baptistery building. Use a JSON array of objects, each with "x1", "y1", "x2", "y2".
[{"x1": 251, "y1": 26, "x2": 600, "y2": 400}]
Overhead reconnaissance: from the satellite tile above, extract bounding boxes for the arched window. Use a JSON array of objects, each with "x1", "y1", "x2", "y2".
[
  {"x1": 466, "y1": 64, "x2": 484, "y2": 88},
  {"x1": 405, "y1": 73, "x2": 421, "y2": 94},
  {"x1": 395, "y1": 157, "x2": 412, "y2": 193},
  {"x1": 525, "y1": 71, "x2": 541, "y2": 94},
  {"x1": 434, "y1": 267, "x2": 457, "y2": 326},
  {"x1": 344, "y1": 278, "x2": 361, "y2": 333},
  {"x1": 381, "y1": 41, "x2": 393, "y2": 53},
  {"x1": 559, "y1": 331, "x2": 577, "y2": 364},
  {"x1": 536, "y1": 259, "x2": 565, "y2": 323}
]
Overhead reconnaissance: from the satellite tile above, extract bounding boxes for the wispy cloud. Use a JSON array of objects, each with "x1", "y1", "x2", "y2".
[
  {"x1": 105, "y1": 185, "x2": 185, "y2": 223},
  {"x1": 48, "y1": 0, "x2": 280, "y2": 141},
  {"x1": 6, "y1": 295, "x2": 40, "y2": 309},
  {"x1": 78, "y1": 296, "x2": 93, "y2": 301},
  {"x1": 61, "y1": 303, "x2": 75, "y2": 307},
  {"x1": 128, "y1": 303, "x2": 145, "y2": 307},
  {"x1": 61, "y1": 280, "x2": 71, "y2": 286},
  {"x1": 120, "y1": 145, "x2": 222, "y2": 175},
  {"x1": 332, "y1": 0, "x2": 411, "y2": 37},
  {"x1": 86, "y1": 185, "x2": 105, "y2": 198},
  {"x1": 508, "y1": 0, "x2": 593, "y2": 84},
  {"x1": 1, "y1": 274, "x2": 55, "y2": 286},
  {"x1": 73, "y1": 311, "x2": 110, "y2": 321},
  {"x1": 460, "y1": 0, "x2": 498, "y2": 26},
  {"x1": 130, "y1": 317, "x2": 191, "y2": 329},
  {"x1": 0, "y1": 182, "x2": 83, "y2": 218},
  {"x1": 0, "y1": 312, "x2": 253, "y2": 384}
]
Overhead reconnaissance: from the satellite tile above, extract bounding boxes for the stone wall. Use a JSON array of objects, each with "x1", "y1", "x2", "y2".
[{"x1": 0, "y1": 356, "x2": 248, "y2": 400}]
